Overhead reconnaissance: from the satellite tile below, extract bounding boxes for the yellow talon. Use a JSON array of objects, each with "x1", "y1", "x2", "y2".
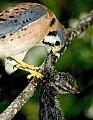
[
  {"x1": 11, "y1": 56, "x2": 43, "y2": 79},
  {"x1": 11, "y1": 56, "x2": 39, "y2": 70},
  {"x1": 27, "y1": 71, "x2": 43, "y2": 79},
  {"x1": 15, "y1": 63, "x2": 39, "y2": 71}
]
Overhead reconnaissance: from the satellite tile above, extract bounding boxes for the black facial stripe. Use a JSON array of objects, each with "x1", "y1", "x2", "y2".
[
  {"x1": 42, "y1": 40, "x2": 54, "y2": 46},
  {"x1": 50, "y1": 18, "x2": 56, "y2": 26},
  {"x1": 47, "y1": 31, "x2": 57, "y2": 36}
]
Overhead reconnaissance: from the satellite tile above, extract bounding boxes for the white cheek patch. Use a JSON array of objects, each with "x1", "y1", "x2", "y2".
[
  {"x1": 43, "y1": 35, "x2": 61, "y2": 58},
  {"x1": 43, "y1": 35, "x2": 60, "y2": 46}
]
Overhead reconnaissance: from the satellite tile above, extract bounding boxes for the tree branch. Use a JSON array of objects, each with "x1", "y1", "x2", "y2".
[
  {"x1": 0, "y1": 76, "x2": 42, "y2": 120},
  {"x1": 60, "y1": 10, "x2": 93, "y2": 53}
]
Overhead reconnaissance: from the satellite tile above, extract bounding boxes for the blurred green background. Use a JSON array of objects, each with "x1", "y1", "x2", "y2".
[{"x1": 0, "y1": 0, "x2": 93, "y2": 120}]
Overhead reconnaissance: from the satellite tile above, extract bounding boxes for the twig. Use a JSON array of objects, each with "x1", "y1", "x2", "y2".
[
  {"x1": 61, "y1": 10, "x2": 93, "y2": 53},
  {"x1": 0, "y1": 74, "x2": 42, "y2": 120}
]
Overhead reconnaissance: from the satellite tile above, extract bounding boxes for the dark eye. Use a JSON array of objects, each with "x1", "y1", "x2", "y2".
[{"x1": 55, "y1": 41, "x2": 60, "y2": 46}]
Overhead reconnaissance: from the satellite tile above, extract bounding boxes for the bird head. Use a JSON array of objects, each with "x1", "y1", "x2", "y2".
[{"x1": 42, "y1": 17, "x2": 64, "y2": 58}]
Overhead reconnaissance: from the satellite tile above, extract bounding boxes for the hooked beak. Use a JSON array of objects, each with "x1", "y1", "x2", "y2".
[{"x1": 52, "y1": 46, "x2": 62, "y2": 58}]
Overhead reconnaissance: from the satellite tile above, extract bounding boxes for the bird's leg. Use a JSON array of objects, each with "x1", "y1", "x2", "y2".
[{"x1": 11, "y1": 56, "x2": 43, "y2": 79}]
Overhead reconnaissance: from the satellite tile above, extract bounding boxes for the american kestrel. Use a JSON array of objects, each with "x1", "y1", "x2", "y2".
[{"x1": 0, "y1": 3, "x2": 64, "y2": 79}]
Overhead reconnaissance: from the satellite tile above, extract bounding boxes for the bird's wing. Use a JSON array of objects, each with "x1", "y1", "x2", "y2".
[
  {"x1": 0, "y1": 3, "x2": 47, "y2": 36},
  {"x1": 0, "y1": 3, "x2": 53, "y2": 57}
]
